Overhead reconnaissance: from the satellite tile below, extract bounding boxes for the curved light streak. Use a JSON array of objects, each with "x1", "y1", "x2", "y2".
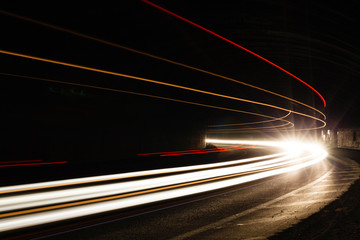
[
  {"x1": 1, "y1": 72, "x2": 320, "y2": 132},
  {"x1": 0, "y1": 140, "x2": 327, "y2": 232},
  {"x1": 160, "y1": 145, "x2": 254, "y2": 157},
  {"x1": 208, "y1": 111, "x2": 292, "y2": 127},
  {"x1": 0, "y1": 9, "x2": 326, "y2": 120},
  {"x1": 142, "y1": 0, "x2": 326, "y2": 108},
  {"x1": 0, "y1": 150, "x2": 287, "y2": 195},
  {"x1": 207, "y1": 121, "x2": 294, "y2": 133},
  {"x1": 0, "y1": 50, "x2": 305, "y2": 113},
  {"x1": 0, "y1": 50, "x2": 326, "y2": 130},
  {"x1": 138, "y1": 144, "x2": 244, "y2": 156},
  {"x1": 0, "y1": 72, "x2": 290, "y2": 124},
  {"x1": 0, "y1": 161, "x2": 67, "y2": 168},
  {"x1": 0, "y1": 160, "x2": 43, "y2": 164},
  {"x1": 0, "y1": 5, "x2": 330, "y2": 234}
]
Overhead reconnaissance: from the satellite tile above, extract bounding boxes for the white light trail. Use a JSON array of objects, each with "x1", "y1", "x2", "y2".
[
  {"x1": 0, "y1": 151, "x2": 285, "y2": 194},
  {"x1": 0, "y1": 140, "x2": 327, "y2": 233}
]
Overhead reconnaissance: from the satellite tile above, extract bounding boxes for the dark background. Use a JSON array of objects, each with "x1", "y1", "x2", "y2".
[{"x1": 1, "y1": 0, "x2": 360, "y2": 162}]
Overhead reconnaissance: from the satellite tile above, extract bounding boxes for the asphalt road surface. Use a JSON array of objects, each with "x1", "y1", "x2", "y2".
[{"x1": 2, "y1": 146, "x2": 359, "y2": 240}]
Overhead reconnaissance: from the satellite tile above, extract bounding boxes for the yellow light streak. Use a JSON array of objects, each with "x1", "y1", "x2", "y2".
[
  {"x1": 0, "y1": 9, "x2": 326, "y2": 120},
  {"x1": 207, "y1": 121, "x2": 294, "y2": 133},
  {"x1": 0, "y1": 72, "x2": 284, "y2": 123},
  {"x1": 0, "y1": 50, "x2": 326, "y2": 130},
  {"x1": 208, "y1": 111, "x2": 292, "y2": 127}
]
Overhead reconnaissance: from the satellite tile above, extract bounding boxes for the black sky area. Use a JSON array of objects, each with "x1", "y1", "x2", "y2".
[{"x1": 1, "y1": 0, "x2": 360, "y2": 130}]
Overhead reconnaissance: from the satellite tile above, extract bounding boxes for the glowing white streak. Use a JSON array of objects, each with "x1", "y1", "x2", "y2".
[
  {"x1": 0, "y1": 153, "x2": 295, "y2": 212},
  {"x1": 0, "y1": 139, "x2": 328, "y2": 232},
  {"x1": 206, "y1": 139, "x2": 290, "y2": 147},
  {"x1": 206, "y1": 139, "x2": 325, "y2": 153},
  {"x1": 0, "y1": 151, "x2": 327, "y2": 232},
  {"x1": 0, "y1": 152, "x2": 285, "y2": 194}
]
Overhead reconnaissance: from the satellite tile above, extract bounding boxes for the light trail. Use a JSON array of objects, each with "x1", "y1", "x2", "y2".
[
  {"x1": 208, "y1": 121, "x2": 294, "y2": 133},
  {"x1": 0, "y1": 150, "x2": 287, "y2": 195},
  {"x1": 0, "y1": 160, "x2": 43, "y2": 164},
  {"x1": 0, "y1": 8, "x2": 327, "y2": 131},
  {"x1": 207, "y1": 112, "x2": 294, "y2": 134},
  {"x1": 138, "y1": 144, "x2": 244, "y2": 156},
  {"x1": 0, "y1": 72, "x2": 289, "y2": 124},
  {"x1": 0, "y1": 140, "x2": 327, "y2": 232},
  {"x1": 208, "y1": 111, "x2": 292, "y2": 127},
  {"x1": 0, "y1": 50, "x2": 309, "y2": 116},
  {"x1": 0, "y1": 161, "x2": 67, "y2": 168},
  {"x1": 0, "y1": 4, "x2": 330, "y2": 235},
  {"x1": 142, "y1": 0, "x2": 327, "y2": 108},
  {"x1": 0, "y1": 49, "x2": 326, "y2": 130},
  {"x1": 160, "y1": 145, "x2": 255, "y2": 157},
  {"x1": 207, "y1": 111, "x2": 295, "y2": 133},
  {"x1": 0, "y1": 9, "x2": 326, "y2": 119}
]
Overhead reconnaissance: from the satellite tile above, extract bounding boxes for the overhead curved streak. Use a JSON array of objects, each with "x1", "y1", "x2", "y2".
[
  {"x1": 208, "y1": 111, "x2": 292, "y2": 127},
  {"x1": 0, "y1": 50, "x2": 326, "y2": 130},
  {"x1": 0, "y1": 72, "x2": 290, "y2": 122},
  {"x1": 0, "y1": 8, "x2": 325, "y2": 120},
  {"x1": 142, "y1": 0, "x2": 327, "y2": 108}
]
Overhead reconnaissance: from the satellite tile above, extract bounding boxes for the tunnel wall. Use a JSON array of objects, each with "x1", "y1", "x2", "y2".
[
  {"x1": 336, "y1": 128, "x2": 360, "y2": 150},
  {"x1": 323, "y1": 128, "x2": 360, "y2": 150}
]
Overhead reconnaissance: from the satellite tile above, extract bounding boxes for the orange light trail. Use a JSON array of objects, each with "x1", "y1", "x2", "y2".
[
  {"x1": 207, "y1": 112, "x2": 294, "y2": 133},
  {"x1": 0, "y1": 9, "x2": 325, "y2": 119},
  {"x1": 142, "y1": 0, "x2": 326, "y2": 108},
  {"x1": 0, "y1": 50, "x2": 319, "y2": 122},
  {"x1": 0, "y1": 50, "x2": 326, "y2": 130},
  {"x1": 0, "y1": 72, "x2": 288, "y2": 122},
  {"x1": 0, "y1": 69, "x2": 324, "y2": 131},
  {"x1": 208, "y1": 111, "x2": 292, "y2": 128},
  {"x1": 208, "y1": 122, "x2": 294, "y2": 133}
]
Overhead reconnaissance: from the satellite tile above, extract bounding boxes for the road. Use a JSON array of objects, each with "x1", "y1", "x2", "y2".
[{"x1": 1, "y1": 142, "x2": 359, "y2": 240}]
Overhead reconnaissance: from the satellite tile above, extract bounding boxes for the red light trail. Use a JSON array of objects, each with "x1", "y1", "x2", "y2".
[
  {"x1": 138, "y1": 144, "x2": 243, "y2": 156},
  {"x1": 138, "y1": 144, "x2": 249, "y2": 156},
  {"x1": 0, "y1": 8, "x2": 325, "y2": 119},
  {"x1": 0, "y1": 160, "x2": 43, "y2": 164},
  {"x1": 160, "y1": 145, "x2": 255, "y2": 157},
  {"x1": 142, "y1": 0, "x2": 326, "y2": 108},
  {"x1": 0, "y1": 161, "x2": 67, "y2": 168}
]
